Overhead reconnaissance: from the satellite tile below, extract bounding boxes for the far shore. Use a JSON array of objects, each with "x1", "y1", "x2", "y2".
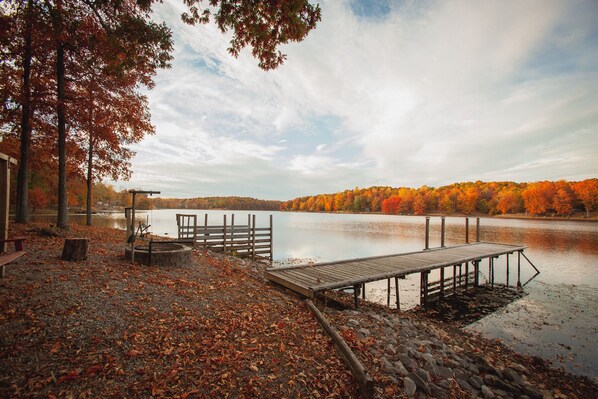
[{"x1": 16, "y1": 208, "x2": 598, "y2": 222}]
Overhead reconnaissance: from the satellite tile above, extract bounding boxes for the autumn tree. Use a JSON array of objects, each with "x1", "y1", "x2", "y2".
[
  {"x1": 521, "y1": 182, "x2": 556, "y2": 216},
  {"x1": 573, "y1": 179, "x2": 598, "y2": 217},
  {"x1": 28, "y1": 186, "x2": 48, "y2": 213},
  {"x1": 495, "y1": 188, "x2": 524, "y2": 215}
]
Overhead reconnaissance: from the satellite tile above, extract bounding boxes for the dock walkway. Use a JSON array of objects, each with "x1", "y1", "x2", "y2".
[{"x1": 265, "y1": 242, "x2": 531, "y2": 307}]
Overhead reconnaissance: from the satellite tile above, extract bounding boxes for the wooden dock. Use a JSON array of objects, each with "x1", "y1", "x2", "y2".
[
  {"x1": 176, "y1": 213, "x2": 273, "y2": 260},
  {"x1": 265, "y1": 242, "x2": 537, "y2": 308}
]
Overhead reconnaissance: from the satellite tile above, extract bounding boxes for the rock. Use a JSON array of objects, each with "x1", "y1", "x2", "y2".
[
  {"x1": 415, "y1": 368, "x2": 432, "y2": 383},
  {"x1": 503, "y1": 368, "x2": 525, "y2": 387},
  {"x1": 347, "y1": 318, "x2": 359, "y2": 328},
  {"x1": 522, "y1": 384, "x2": 543, "y2": 399},
  {"x1": 421, "y1": 352, "x2": 435, "y2": 364},
  {"x1": 470, "y1": 375, "x2": 484, "y2": 389},
  {"x1": 467, "y1": 363, "x2": 480, "y2": 374},
  {"x1": 408, "y1": 372, "x2": 432, "y2": 395},
  {"x1": 481, "y1": 385, "x2": 496, "y2": 399},
  {"x1": 456, "y1": 378, "x2": 477, "y2": 395},
  {"x1": 509, "y1": 363, "x2": 529, "y2": 374},
  {"x1": 436, "y1": 366, "x2": 454, "y2": 380},
  {"x1": 429, "y1": 383, "x2": 447, "y2": 398},
  {"x1": 424, "y1": 359, "x2": 438, "y2": 379},
  {"x1": 381, "y1": 357, "x2": 395, "y2": 374},
  {"x1": 404, "y1": 377, "x2": 417, "y2": 396},
  {"x1": 356, "y1": 328, "x2": 370, "y2": 338},
  {"x1": 385, "y1": 343, "x2": 397, "y2": 355},
  {"x1": 393, "y1": 361, "x2": 410, "y2": 377}
]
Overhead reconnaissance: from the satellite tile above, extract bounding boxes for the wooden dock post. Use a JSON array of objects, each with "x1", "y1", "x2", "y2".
[
  {"x1": 453, "y1": 265, "x2": 457, "y2": 293},
  {"x1": 440, "y1": 267, "x2": 445, "y2": 298},
  {"x1": 474, "y1": 260, "x2": 480, "y2": 287},
  {"x1": 465, "y1": 217, "x2": 470, "y2": 244},
  {"x1": 269, "y1": 214, "x2": 273, "y2": 260},
  {"x1": 251, "y1": 214, "x2": 256, "y2": 259},
  {"x1": 441, "y1": 216, "x2": 446, "y2": 247},
  {"x1": 476, "y1": 217, "x2": 480, "y2": 242},
  {"x1": 395, "y1": 276, "x2": 400, "y2": 311},
  {"x1": 424, "y1": 217, "x2": 430, "y2": 250},
  {"x1": 420, "y1": 272, "x2": 429, "y2": 305},
  {"x1": 517, "y1": 251, "x2": 522, "y2": 288},
  {"x1": 507, "y1": 254, "x2": 511, "y2": 287},
  {"x1": 387, "y1": 279, "x2": 391, "y2": 307},
  {"x1": 353, "y1": 285, "x2": 359, "y2": 309},
  {"x1": 361, "y1": 283, "x2": 365, "y2": 300},
  {"x1": 465, "y1": 261, "x2": 469, "y2": 288},
  {"x1": 223, "y1": 215, "x2": 227, "y2": 253},
  {"x1": 204, "y1": 214, "x2": 208, "y2": 247}
]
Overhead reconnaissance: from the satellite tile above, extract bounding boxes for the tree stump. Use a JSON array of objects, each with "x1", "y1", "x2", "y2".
[{"x1": 62, "y1": 238, "x2": 89, "y2": 261}]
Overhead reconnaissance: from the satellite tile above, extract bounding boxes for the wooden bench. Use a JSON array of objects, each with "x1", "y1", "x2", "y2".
[{"x1": 0, "y1": 238, "x2": 26, "y2": 278}]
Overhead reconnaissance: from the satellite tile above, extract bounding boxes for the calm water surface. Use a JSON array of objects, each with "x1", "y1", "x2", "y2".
[{"x1": 35, "y1": 210, "x2": 598, "y2": 379}]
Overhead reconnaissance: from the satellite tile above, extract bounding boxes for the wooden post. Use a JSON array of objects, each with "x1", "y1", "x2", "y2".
[
  {"x1": 204, "y1": 214, "x2": 208, "y2": 248},
  {"x1": 517, "y1": 251, "x2": 522, "y2": 288},
  {"x1": 453, "y1": 265, "x2": 457, "y2": 293},
  {"x1": 269, "y1": 214, "x2": 273, "y2": 260},
  {"x1": 466, "y1": 217, "x2": 471, "y2": 244},
  {"x1": 231, "y1": 214, "x2": 235, "y2": 253},
  {"x1": 422, "y1": 272, "x2": 429, "y2": 305},
  {"x1": 395, "y1": 276, "x2": 400, "y2": 311},
  {"x1": 0, "y1": 155, "x2": 14, "y2": 253},
  {"x1": 491, "y1": 257, "x2": 495, "y2": 287},
  {"x1": 440, "y1": 216, "x2": 446, "y2": 248},
  {"x1": 474, "y1": 260, "x2": 480, "y2": 287},
  {"x1": 506, "y1": 252, "x2": 510, "y2": 287},
  {"x1": 305, "y1": 300, "x2": 374, "y2": 398},
  {"x1": 476, "y1": 217, "x2": 480, "y2": 242},
  {"x1": 387, "y1": 278, "x2": 391, "y2": 307},
  {"x1": 252, "y1": 214, "x2": 256, "y2": 260},
  {"x1": 465, "y1": 261, "x2": 469, "y2": 288},
  {"x1": 353, "y1": 285, "x2": 359, "y2": 309},
  {"x1": 424, "y1": 217, "x2": 430, "y2": 250},
  {"x1": 440, "y1": 267, "x2": 445, "y2": 298},
  {"x1": 361, "y1": 283, "x2": 365, "y2": 300},
  {"x1": 223, "y1": 215, "x2": 227, "y2": 253}
]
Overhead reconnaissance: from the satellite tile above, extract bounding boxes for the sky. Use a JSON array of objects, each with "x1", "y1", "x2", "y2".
[{"x1": 113, "y1": 0, "x2": 598, "y2": 200}]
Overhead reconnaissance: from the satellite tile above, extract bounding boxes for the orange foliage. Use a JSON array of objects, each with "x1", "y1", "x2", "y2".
[{"x1": 281, "y1": 179, "x2": 596, "y2": 217}]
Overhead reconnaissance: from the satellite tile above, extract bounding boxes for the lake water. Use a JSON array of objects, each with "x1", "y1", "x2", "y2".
[{"x1": 34, "y1": 210, "x2": 598, "y2": 379}]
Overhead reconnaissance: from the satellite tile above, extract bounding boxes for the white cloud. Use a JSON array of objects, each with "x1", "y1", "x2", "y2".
[{"x1": 117, "y1": 0, "x2": 598, "y2": 199}]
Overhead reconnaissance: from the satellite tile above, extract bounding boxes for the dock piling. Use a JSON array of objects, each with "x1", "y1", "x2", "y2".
[
  {"x1": 425, "y1": 217, "x2": 430, "y2": 250},
  {"x1": 465, "y1": 217, "x2": 470, "y2": 244},
  {"x1": 441, "y1": 216, "x2": 446, "y2": 247},
  {"x1": 476, "y1": 217, "x2": 480, "y2": 242}
]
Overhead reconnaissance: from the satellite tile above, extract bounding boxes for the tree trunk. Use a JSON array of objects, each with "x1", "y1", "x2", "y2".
[
  {"x1": 56, "y1": 0, "x2": 68, "y2": 229},
  {"x1": 86, "y1": 85, "x2": 94, "y2": 226},
  {"x1": 61, "y1": 238, "x2": 88, "y2": 261},
  {"x1": 16, "y1": 0, "x2": 33, "y2": 224}
]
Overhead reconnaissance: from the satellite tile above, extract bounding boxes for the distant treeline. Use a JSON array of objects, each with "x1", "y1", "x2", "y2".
[
  {"x1": 280, "y1": 179, "x2": 598, "y2": 217},
  {"x1": 149, "y1": 196, "x2": 281, "y2": 211}
]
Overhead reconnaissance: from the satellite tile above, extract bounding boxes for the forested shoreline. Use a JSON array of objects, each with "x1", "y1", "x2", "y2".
[{"x1": 280, "y1": 179, "x2": 598, "y2": 217}]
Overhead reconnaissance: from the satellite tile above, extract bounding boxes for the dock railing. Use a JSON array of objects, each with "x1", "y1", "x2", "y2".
[{"x1": 176, "y1": 213, "x2": 273, "y2": 261}]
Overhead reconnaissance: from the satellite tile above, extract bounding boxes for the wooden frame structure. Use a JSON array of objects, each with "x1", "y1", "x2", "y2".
[{"x1": 176, "y1": 213, "x2": 273, "y2": 261}]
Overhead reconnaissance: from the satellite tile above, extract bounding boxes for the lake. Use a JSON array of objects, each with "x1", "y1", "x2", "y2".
[{"x1": 34, "y1": 210, "x2": 598, "y2": 380}]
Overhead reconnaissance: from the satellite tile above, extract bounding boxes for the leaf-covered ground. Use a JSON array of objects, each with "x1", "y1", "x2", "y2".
[{"x1": 0, "y1": 223, "x2": 356, "y2": 398}]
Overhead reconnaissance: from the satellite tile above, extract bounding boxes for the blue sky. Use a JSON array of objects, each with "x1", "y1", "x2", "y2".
[{"x1": 113, "y1": 0, "x2": 598, "y2": 200}]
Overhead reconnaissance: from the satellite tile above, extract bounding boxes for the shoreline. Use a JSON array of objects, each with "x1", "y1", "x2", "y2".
[{"x1": 1, "y1": 223, "x2": 595, "y2": 398}]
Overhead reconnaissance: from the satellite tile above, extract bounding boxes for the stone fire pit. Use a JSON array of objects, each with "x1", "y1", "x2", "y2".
[{"x1": 125, "y1": 242, "x2": 192, "y2": 267}]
